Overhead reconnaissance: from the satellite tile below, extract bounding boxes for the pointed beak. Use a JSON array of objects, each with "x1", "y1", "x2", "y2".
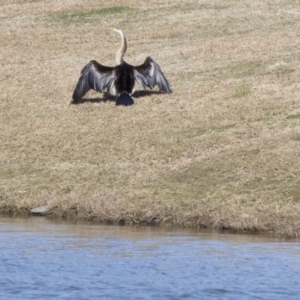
[{"x1": 108, "y1": 27, "x2": 118, "y2": 32}]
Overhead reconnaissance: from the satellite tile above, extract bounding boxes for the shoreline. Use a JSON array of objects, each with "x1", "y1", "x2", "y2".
[{"x1": 1, "y1": 204, "x2": 299, "y2": 238}]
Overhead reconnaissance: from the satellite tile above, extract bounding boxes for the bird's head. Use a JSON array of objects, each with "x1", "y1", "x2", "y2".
[{"x1": 108, "y1": 28, "x2": 124, "y2": 36}]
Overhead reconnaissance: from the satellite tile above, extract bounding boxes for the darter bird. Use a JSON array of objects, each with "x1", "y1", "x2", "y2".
[{"x1": 71, "y1": 28, "x2": 172, "y2": 106}]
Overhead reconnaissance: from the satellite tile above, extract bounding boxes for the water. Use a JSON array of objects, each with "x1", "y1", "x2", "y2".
[{"x1": 1, "y1": 217, "x2": 300, "y2": 300}]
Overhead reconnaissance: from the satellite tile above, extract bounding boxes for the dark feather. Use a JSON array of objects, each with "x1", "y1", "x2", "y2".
[
  {"x1": 116, "y1": 92, "x2": 134, "y2": 106},
  {"x1": 71, "y1": 60, "x2": 115, "y2": 104},
  {"x1": 134, "y1": 57, "x2": 173, "y2": 94},
  {"x1": 115, "y1": 63, "x2": 135, "y2": 94}
]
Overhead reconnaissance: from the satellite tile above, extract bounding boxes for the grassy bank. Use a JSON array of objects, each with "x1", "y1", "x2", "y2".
[{"x1": 1, "y1": 0, "x2": 300, "y2": 237}]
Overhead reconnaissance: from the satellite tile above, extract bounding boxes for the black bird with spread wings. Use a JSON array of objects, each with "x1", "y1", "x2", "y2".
[{"x1": 71, "y1": 28, "x2": 172, "y2": 106}]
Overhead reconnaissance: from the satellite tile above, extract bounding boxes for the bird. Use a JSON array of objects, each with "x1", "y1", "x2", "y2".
[{"x1": 71, "y1": 28, "x2": 172, "y2": 106}]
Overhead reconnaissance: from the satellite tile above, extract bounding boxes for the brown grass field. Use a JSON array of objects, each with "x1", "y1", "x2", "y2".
[{"x1": 1, "y1": 0, "x2": 300, "y2": 237}]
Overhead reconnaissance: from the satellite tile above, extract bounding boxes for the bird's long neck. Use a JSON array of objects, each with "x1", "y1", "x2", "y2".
[{"x1": 115, "y1": 30, "x2": 127, "y2": 65}]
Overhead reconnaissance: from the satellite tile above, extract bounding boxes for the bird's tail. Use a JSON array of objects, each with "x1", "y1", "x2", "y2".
[{"x1": 116, "y1": 92, "x2": 134, "y2": 106}]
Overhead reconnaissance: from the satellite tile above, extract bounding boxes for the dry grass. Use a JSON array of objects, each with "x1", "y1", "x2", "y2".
[{"x1": 1, "y1": 0, "x2": 300, "y2": 237}]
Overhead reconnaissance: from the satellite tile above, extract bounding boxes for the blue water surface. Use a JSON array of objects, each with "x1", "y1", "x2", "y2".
[{"x1": 0, "y1": 217, "x2": 299, "y2": 300}]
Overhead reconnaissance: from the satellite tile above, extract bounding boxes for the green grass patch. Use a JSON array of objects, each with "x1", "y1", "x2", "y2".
[
  {"x1": 171, "y1": 3, "x2": 230, "y2": 12},
  {"x1": 52, "y1": 6, "x2": 133, "y2": 24},
  {"x1": 231, "y1": 61, "x2": 267, "y2": 79},
  {"x1": 287, "y1": 114, "x2": 300, "y2": 120},
  {"x1": 158, "y1": 125, "x2": 235, "y2": 144},
  {"x1": 209, "y1": 61, "x2": 268, "y2": 81},
  {"x1": 234, "y1": 84, "x2": 251, "y2": 98},
  {"x1": 292, "y1": 134, "x2": 300, "y2": 141}
]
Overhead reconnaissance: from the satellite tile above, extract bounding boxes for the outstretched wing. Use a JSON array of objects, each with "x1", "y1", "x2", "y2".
[
  {"x1": 133, "y1": 57, "x2": 172, "y2": 94},
  {"x1": 72, "y1": 60, "x2": 116, "y2": 103}
]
